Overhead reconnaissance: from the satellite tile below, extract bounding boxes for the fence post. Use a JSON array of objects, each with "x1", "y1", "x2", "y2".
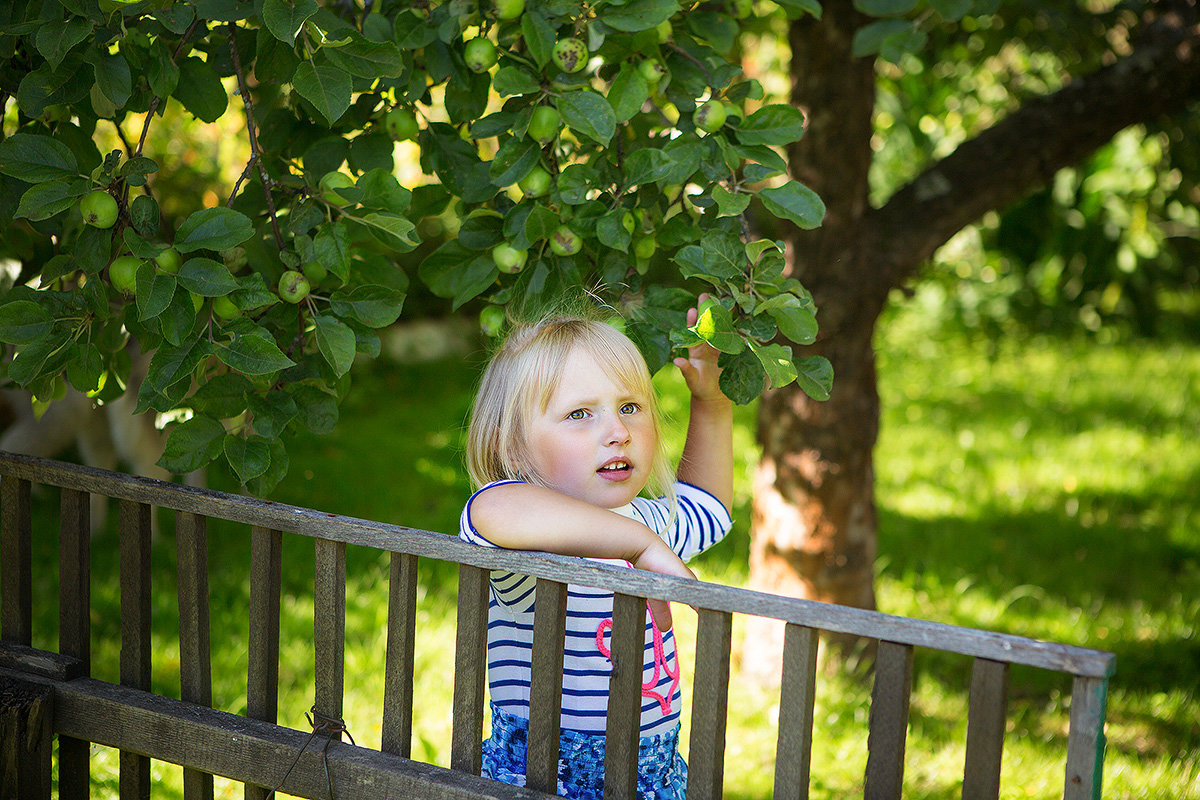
[{"x1": 0, "y1": 676, "x2": 53, "y2": 800}]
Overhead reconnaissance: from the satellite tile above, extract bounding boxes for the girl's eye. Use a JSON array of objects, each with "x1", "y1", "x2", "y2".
[
  {"x1": 620, "y1": 402, "x2": 639, "y2": 415},
  {"x1": 567, "y1": 409, "x2": 588, "y2": 420}
]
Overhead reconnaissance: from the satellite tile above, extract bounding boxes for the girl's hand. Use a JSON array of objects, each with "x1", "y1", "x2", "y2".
[
  {"x1": 631, "y1": 538, "x2": 696, "y2": 631},
  {"x1": 673, "y1": 294, "x2": 729, "y2": 405}
]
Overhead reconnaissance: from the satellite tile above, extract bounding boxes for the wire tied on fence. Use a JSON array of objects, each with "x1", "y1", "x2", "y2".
[{"x1": 264, "y1": 705, "x2": 356, "y2": 800}]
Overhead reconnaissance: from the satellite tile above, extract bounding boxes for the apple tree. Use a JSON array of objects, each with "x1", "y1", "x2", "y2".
[{"x1": 0, "y1": 0, "x2": 830, "y2": 494}]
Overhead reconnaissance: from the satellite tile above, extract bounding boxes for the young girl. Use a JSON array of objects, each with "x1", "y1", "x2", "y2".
[{"x1": 459, "y1": 298, "x2": 733, "y2": 799}]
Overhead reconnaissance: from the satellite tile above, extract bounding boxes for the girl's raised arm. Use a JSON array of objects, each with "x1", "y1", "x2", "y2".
[{"x1": 674, "y1": 298, "x2": 734, "y2": 514}]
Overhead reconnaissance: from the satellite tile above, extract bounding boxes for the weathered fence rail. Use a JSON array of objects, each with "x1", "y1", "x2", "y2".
[{"x1": 0, "y1": 450, "x2": 1114, "y2": 799}]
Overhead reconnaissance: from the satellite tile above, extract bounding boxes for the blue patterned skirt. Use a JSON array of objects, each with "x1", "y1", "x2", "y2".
[{"x1": 481, "y1": 703, "x2": 688, "y2": 800}]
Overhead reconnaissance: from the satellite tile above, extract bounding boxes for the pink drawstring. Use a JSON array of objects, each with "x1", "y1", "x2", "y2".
[{"x1": 594, "y1": 602, "x2": 679, "y2": 716}]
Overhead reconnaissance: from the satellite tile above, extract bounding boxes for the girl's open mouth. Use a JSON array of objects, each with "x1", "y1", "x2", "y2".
[{"x1": 597, "y1": 459, "x2": 632, "y2": 479}]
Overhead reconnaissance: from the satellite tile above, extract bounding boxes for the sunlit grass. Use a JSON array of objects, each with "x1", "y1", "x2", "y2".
[{"x1": 22, "y1": 307, "x2": 1200, "y2": 799}]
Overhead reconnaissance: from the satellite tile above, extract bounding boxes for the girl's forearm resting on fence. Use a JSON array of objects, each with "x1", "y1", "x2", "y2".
[{"x1": 470, "y1": 482, "x2": 696, "y2": 580}]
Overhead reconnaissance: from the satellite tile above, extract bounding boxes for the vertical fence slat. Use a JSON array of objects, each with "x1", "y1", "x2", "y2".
[
  {"x1": 864, "y1": 640, "x2": 914, "y2": 800},
  {"x1": 58, "y1": 488, "x2": 91, "y2": 799},
  {"x1": 774, "y1": 623, "x2": 820, "y2": 800},
  {"x1": 382, "y1": 551, "x2": 418, "y2": 758},
  {"x1": 1064, "y1": 676, "x2": 1109, "y2": 800},
  {"x1": 962, "y1": 658, "x2": 1009, "y2": 800},
  {"x1": 688, "y1": 608, "x2": 732, "y2": 800},
  {"x1": 245, "y1": 527, "x2": 283, "y2": 800},
  {"x1": 528, "y1": 578, "x2": 568, "y2": 794},
  {"x1": 314, "y1": 538, "x2": 347, "y2": 741},
  {"x1": 177, "y1": 512, "x2": 214, "y2": 800},
  {"x1": 452, "y1": 563, "x2": 489, "y2": 775},
  {"x1": 1, "y1": 476, "x2": 32, "y2": 645},
  {"x1": 119, "y1": 499, "x2": 152, "y2": 800},
  {"x1": 604, "y1": 592, "x2": 645, "y2": 800}
]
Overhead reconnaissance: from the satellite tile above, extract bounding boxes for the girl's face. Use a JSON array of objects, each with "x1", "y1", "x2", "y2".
[{"x1": 525, "y1": 345, "x2": 658, "y2": 509}]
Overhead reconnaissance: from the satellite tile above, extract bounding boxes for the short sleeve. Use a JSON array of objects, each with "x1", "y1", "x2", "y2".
[
  {"x1": 459, "y1": 480, "x2": 538, "y2": 613},
  {"x1": 629, "y1": 481, "x2": 733, "y2": 562}
]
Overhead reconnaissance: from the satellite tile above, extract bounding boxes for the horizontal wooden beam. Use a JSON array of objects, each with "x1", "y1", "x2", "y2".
[
  {"x1": 1, "y1": 669, "x2": 553, "y2": 800},
  {"x1": 0, "y1": 451, "x2": 1116, "y2": 678}
]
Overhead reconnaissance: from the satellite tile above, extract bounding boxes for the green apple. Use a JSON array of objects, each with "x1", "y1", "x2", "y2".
[
  {"x1": 622, "y1": 211, "x2": 637, "y2": 235},
  {"x1": 695, "y1": 100, "x2": 727, "y2": 133},
  {"x1": 464, "y1": 37, "x2": 498, "y2": 72},
  {"x1": 222, "y1": 246, "x2": 248, "y2": 271},
  {"x1": 518, "y1": 166, "x2": 552, "y2": 198},
  {"x1": 492, "y1": 243, "x2": 528, "y2": 274},
  {"x1": 384, "y1": 107, "x2": 419, "y2": 141},
  {"x1": 528, "y1": 106, "x2": 563, "y2": 145},
  {"x1": 552, "y1": 38, "x2": 588, "y2": 73},
  {"x1": 213, "y1": 295, "x2": 241, "y2": 321},
  {"x1": 479, "y1": 305, "x2": 506, "y2": 337},
  {"x1": 319, "y1": 171, "x2": 356, "y2": 205},
  {"x1": 278, "y1": 270, "x2": 311, "y2": 303},
  {"x1": 494, "y1": 0, "x2": 524, "y2": 19},
  {"x1": 655, "y1": 19, "x2": 672, "y2": 43},
  {"x1": 634, "y1": 237, "x2": 657, "y2": 260},
  {"x1": 109, "y1": 255, "x2": 141, "y2": 293},
  {"x1": 550, "y1": 225, "x2": 582, "y2": 256},
  {"x1": 154, "y1": 246, "x2": 181, "y2": 274},
  {"x1": 80, "y1": 190, "x2": 118, "y2": 228},
  {"x1": 639, "y1": 59, "x2": 667, "y2": 85}
]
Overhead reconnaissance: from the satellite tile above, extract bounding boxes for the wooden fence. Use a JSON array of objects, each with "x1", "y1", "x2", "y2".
[{"x1": 0, "y1": 451, "x2": 1114, "y2": 799}]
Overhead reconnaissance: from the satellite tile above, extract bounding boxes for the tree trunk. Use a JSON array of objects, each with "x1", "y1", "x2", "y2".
[{"x1": 745, "y1": 0, "x2": 1200, "y2": 674}]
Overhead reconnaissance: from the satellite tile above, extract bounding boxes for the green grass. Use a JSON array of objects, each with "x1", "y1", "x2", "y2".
[{"x1": 18, "y1": 308, "x2": 1200, "y2": 799}]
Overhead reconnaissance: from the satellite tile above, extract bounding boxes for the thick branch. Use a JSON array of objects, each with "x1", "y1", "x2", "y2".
[{"x1": 872, "y1": 3, "x2": 1200, "y2": 289}]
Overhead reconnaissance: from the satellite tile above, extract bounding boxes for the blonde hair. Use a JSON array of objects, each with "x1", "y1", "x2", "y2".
[{"x1": 466, "y1": 314, "x2": 675, "y2": 505}]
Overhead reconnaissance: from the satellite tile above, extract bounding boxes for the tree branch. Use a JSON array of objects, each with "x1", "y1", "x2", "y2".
[
  {"x1": 227, "y1": 22, "x2": 285, "y2": 250},
  {"x1": 871, "y1": 2, "x2": 1200, "y2": 289}
]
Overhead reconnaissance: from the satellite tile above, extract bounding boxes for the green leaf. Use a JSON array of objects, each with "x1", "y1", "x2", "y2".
[
  {"x1": 521, "y1": 12, "x2": 556, "y2": 68},
  {"x1": 314, "y1": 221, "x2": 352, "y2": 282},
  {"x1": 0, "y1": 301, "x2": 52, "y2": 345},
  {"x1": 795, "y1": 355, "x2": 833, "y2": 401},
  {"x1": 690, "y1": 297, "x2": 744, "y2": 354},
  {"x1": 289, "y1": 384, "x2": 339, "y2": 434},
  {"x1": 451, "y1": 257, "x2": 499, "y2": 311},
  {"x1": 323, "y1": 36, "x2": 405, "y2": 78},
  {"x1": 190, "y1": 372, "x2": 252, "y2": 418},
  {"x1": 602, "y1": 0, "x2": 679, "y2": 32},
  {"x1": 701, "y1": 230, "x2": 747, "y2": 280},
  {"x1": 758, "y1": 180, "x2": 826, "y2": 230},
  {"x1": 854, "y1": 0, "x2": 917, "y2": 14},
  {"x1": 136, "y1": 265, "x2": 177, "y2": 321},
  {"x1": 313, "y1": 315, "x2": 356, "y2": 377},
  {"x1": 144, "y1": 338, "x2": 209, "y2": 396},
  {"x1": 172, "y1": 57, "x2": 229, "y2": 123},
  {"x1": 717, "y1": 349, "x2": 765, "y2": 405},
  {"x1": 247, "y1": 391, "x2": 299, "y2": 439},
  {"x1": 224, "y1": 434, "x2": 272, "y2": 484},
  {"x1": 556, "y1": 163, "x2": 598, "y2": 205},
  {"x1": 159, "y1": 415, "x2": 227, "y2": 474},
  {"x1": 596, "y1": 209, "x2": 632, "y2": 253},
  {"x1": 747, "y1": 340, "x2": 798, "y2": 389},
  {"x1": 607, "y1": 64, "x2": 649, "y2": 124},
  {"x1": 92, "y1": 50, "x2": 132, "y2": 108},
  {"x1": 772, "y1": 0, "x2": 822, "y2": 15},
  {"x1": 559, "y1": 90, "x2": 616, "y2": 146},
  {"x1": 329, "y1": 285, "x2": 405, "y2": 327},
  {"x1": 851, "y1": 18, "x2": 911, "y2": 57},
  {"x1": 523, "y1": 205, "x2": 559, "y2": 244},
  {"x1": 928, "y1": 0, "x2": 972, "y2": 20},
  {"x1": 292, "y1": 61, "x2": 352, "y2": 126},
  {"x1": 734, "y1": 104, "x2": 807, "y2": 147},
  {"x1": 15, "y1": 177, "x2": 89, "y2": 221},
  {"x1": 262, "y1": 0, "x2": 319, "y2": 45},
  {"x1": 35, "y1": 15, "x2": 92, "y2": 70},
  {"x1": 66, "y1": 343, "x2": 104, "y2": 394},
  {"x1": 359, "y1": 212, "x2": 419, "y2": 252},
  {"x1": 712, "y1": 185, "x2": 751, "y2": 218},
  {"x1": 0, "y1": 133, "x2": 79, "y2": 182},
  {"x1": 489, "y1": 136, "x2": 540, "y2": 187},
  {"x1": 177, "y1": 258, "x2": 239, "y2": 296},
  {"x1": 175, "y1": 207, "x2": 255, "y2": 253},
  {"x1": 215, "y1": 334, "x2": 295, "y2": 375},
  {"x1": 493, "y1": 66, "x2": 541, "y2": 97},
  {"x1": 762, "y1": 296, "x2": 818, "y2": 345}
]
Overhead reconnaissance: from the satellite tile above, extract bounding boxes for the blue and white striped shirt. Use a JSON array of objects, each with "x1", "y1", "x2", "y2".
[{"x1": 459, "y1": 481, "x2": 732, "y2": 736}]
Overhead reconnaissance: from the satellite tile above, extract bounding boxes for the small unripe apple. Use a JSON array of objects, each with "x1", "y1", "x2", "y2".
[
  {"x1": 80, "y1": 190, "x2": 118, "y2": 228},
  {"x1": 634, "y1": 237, "x2": 657, "y2": 260},
  {"x1": 278, "y1": 270, "x2": 311, "y2": 303},
  {"x1": 213, "y1": 295, "x2": 241, "y2": 321},
  {"x1": 528, "y1": 106, "x2": 563, "y2": 144},
  {"x1": 639, "y1": 59, "x2": 667, "y2": 85},
  {"x1": 109, "y1": 255, "x2": 141, "y2": 293},
  {"x1": 154, "y1": 246, "x2": 181, "y2": 274},
  {"x1": 552, "y1": 38, "x2": 588, "y2": 73},
  {"x1": 518, "y1": 166, "x2": 552, "y2": 198},
  {"x1": 694, "y1": 100, "x2": 727, "y2": 133},
  {"x1": 492, "y1": 243, "x2": 528, "y2": 274},
  {"x1": 655, "y1": 19, "x2": 672, "y2": 43},
  {"x1": 550, "y1": 225, "x2": 582, "y2": 256},
  {"x1": 660, "y1": 102, "x2": 680, "y2": 125},
  {"x1": 222, "y1": 246, "x2": 248, "y2": 271},
  {"x1": 622, "y1": 211, "x2": 637, "y2": 235},
  {"x1": 494, "y1": 0, "x2": 524, "y2": 19},
  {"x1": 384, "y1": 107, "x2": 419, "y2": 141},
  {"x1": 479, "y1": 305, "x2": 506, "y2": 337},
  {"x1": 464, "y1": 37, "x2": 498, "y2": 73},
  {"x1": 319, "y1": 171, "x2": 356, "y2": 205}
]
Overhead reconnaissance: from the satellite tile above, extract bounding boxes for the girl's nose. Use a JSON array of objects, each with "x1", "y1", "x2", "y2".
[{"x1": 606, "y1": 413, "x2": 631, "y2": 445}]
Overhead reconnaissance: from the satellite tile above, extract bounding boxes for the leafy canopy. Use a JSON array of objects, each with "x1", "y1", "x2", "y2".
[{"x1": 0, "y1": 0, "x2": 831, "y2": 493}]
